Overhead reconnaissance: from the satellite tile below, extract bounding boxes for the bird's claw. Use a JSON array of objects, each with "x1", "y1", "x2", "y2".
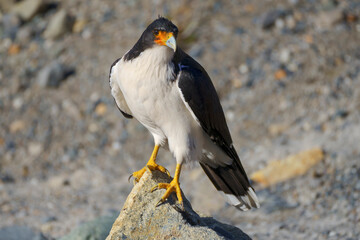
[
  {"x1": 155, "y1": 199, "x2": 165, "y2": 207},
  {"x1": 129, "y1": 163, "x2": 170, "y2": 185},
  {"x1": 128, "y1": 174, "x2": 133, "y2": 183},
  {"x1": 151, "y1": 180, "x2": 183, "y2": 207}
]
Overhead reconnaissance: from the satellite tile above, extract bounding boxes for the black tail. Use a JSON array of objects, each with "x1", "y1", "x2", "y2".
[{"x1": 200, "y1": 159, "x2": 260, "y2": 211}]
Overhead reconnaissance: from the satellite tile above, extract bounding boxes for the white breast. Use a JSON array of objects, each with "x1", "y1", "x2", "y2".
[{"x1": 112, "y1": 46, "x2": 203, "y2": 164}]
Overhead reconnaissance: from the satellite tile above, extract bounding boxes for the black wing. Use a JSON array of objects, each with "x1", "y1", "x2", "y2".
[
  {"x1": 109, "y1": 57, "x2": 133, "y2": 119},
  {"x1": 174, "y1": 49, "x2": 259, "y2": 210}
]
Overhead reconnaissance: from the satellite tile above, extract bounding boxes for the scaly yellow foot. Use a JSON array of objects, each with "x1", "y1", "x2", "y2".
[
  {"x1": 129, "y1": 145, "x2": 170, "y2": 183},
  {"x1": 151, "y1": 163, "x2": 183, "y2": 206}
]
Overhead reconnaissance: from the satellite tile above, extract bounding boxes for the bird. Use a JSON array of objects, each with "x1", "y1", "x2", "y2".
[{"x1": 109, "y1": 17, "x2": 260, "y2": 211}]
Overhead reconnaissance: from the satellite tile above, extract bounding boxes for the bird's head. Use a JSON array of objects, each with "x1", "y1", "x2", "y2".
[{"x1": 142, "y1": 17, "x2": 178, "y2": 52}]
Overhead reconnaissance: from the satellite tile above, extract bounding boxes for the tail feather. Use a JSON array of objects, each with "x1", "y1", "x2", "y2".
[{"x1": 200, "y1": 161, "x2": 260, "y2": 211}]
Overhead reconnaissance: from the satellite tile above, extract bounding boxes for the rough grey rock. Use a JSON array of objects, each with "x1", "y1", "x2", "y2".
[
  {"x1": 106, "y1": 170, "x2": 251, "y2": 240},
  {"x1": 43, "y1": 9, "x2": 73, "y2": 39},
  {"x1": 1, "y1": 13, "x2": 21, "y2": 40},
  {"x1": 60, "y1": 214, "x2": 118, "y2": 240},
  {"x1": 36, "y1": 60, "x2": 75, "y2": 88},
  {"x1": 0, "y1": 0, "x2": 15, "y2": 12},
  {"x1": 315, "y1": 7, "x2": 344, "y2": 29},
  {"x1": 262, "y1": 8, "x2": 292, "y2": 29},
  {"x1": 0, "y1": 225, "x2": 47, "y2": 240},
  {"x1": 11, "y1": 0, "x2": 43, "y2": 21}
]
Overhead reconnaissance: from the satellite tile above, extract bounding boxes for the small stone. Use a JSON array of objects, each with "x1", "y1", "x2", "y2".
[
  {"x1": 72, "y1": 18, "x2": 87, "y2": 33},
  {"x1": 36, "y1": 60, "x2": 75, "y2": 88},
  {"x1": 0, "y1": 173, "x2": 15, "y2": 184},
  {"x1": 262, "y1": 8, "x2": 291, "y2": 29},
  {"x1": 95, "y1": 102, "x2": 107, "y2": 116},
  {"x1": 11, "y1": 0, "x2": 44, "y2": 21},
  {"x1": 2, "y1": 14, "x2": 21, "y2": 40},
  {"x1": 16, "y1": 25, "x2": 33, "y2": 44},
  {"x1": 7, "y1": 43, "x2": 20, "y2": 55},
  {"x1": 28, "y1": 142, "x2": 43, "y2": 156},
  {"x1": 239, "y1": 64, "x2": 249, "y2": 74},
  {"x1": 47, "y1": 175, "x2": 68, "y2": 190},
  {"x1": 12, "y1": 97, "x2": 23, "y2": 109},
  {"x1": 279, "y1": 49, "x2": 291, "y2": 63},
  {"x1": 89, "y1": 123, "x2": 99, "y2": 133},
  {"x1": 268, "y1": 123, "x2": 289, "y2": 136},
  {"x1": 275, "y1": 18, "x2": 285, "y2": 29},
  {"x1": 22, "y1": 165, "x2": 29, "y2": 178},
  {"x1": 81, "y1": 28, "x2": 92, "y2": 39},
  {"x1": 231, "y1": 78, "x2": 242, "y2": 88},
  {"x1": 10, "y1": 120, "x2": 25, "y2": 133},
  {"x1": 285, "y1": 15, "x2": 296, "y2": 29},
  {"x1": 315, "y1": 8, "x2": 343, "y2": 29},
  {"x1": 302, "y1": 122, "x2": 311, "y2": 131},
  {"x1": 304, "y1": 34, "x2": 313, "y2": 44},
  {"x1": 62, "y1": 99, "x2": 81, "y2": 119},
  {"x1": 43, "y1": 9, "x2": 73, "y2": 39},
  {"x1": 244, "y1": 4, "x2": 255, "y2": 13},
  {"x1": 274, "y1": 69, "x2": 287, "y2": 80},
  {"x1": 0, "y1": 0, "x2": 15, "y2": 12}
]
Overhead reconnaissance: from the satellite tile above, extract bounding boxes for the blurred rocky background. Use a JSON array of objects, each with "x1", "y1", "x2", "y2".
[{"x1": 0, "y1": 0, "x2": 359, "y2": 239}]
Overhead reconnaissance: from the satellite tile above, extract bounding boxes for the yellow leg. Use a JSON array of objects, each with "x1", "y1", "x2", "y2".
[
  {"x1": 130, "y1": 145, "x2": 169, "y2": 182},
  {"x1": 151, "y1": 163, "x2": 183, "y2": 206}
]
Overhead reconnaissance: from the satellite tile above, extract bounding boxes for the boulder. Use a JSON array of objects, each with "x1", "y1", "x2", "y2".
[{"x1": 106, "y1": 170, "x2": 251, "y2": 240}]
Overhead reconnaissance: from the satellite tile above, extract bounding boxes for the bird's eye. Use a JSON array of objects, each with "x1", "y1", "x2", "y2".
[{"x1": 154, "y1": 30, "x2": 159, "y2": 36}]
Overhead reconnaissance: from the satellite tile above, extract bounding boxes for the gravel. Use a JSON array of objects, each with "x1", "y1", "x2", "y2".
[{"x1": 0, "y1": 0, "x2": 359, "y2": 239}]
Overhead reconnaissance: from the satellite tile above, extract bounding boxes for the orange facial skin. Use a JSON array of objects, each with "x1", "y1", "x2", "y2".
[{"x1": 154, "y1": 31, "x2": 174, "y2": 46}]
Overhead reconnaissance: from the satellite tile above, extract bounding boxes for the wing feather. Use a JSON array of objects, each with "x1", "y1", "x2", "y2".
[
  {"x1": 174, "y1": 49, "x2": 259, "y2": 210},
  {"x1": 109, "y1": 58, "x2": 133, "y2": 119}
]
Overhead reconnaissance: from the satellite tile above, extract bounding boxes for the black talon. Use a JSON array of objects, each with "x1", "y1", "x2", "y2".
[
  {"x1": 151, "y1": 185, "x2": 158, "y2": 193},
  {"x1": 155, "y1": 199, "x2": 164, "y2": 207},
  {"x1": 128, "y1": 174, "x2": 133, "y2": 183}
]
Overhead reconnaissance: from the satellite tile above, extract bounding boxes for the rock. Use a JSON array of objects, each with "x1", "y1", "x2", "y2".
[
  {"x1": 2, "y1": 13, "x2": 21, "y2": 40},
  {"x1": 0, "y1": 0, "x2": 15, "y2": 13},
  {"x1": 7, "y1": 43, "x2": 21, "y2": 55},
  {"x1": 12, "y1": 96, "x2": 24, "y2": 109},
  {"x1": 0, "y1": 172, "x2": 15, "y2": 183},
  {"x1": 251, "y1": 148, "x2": 324, "y2": 188},
  {"x1": 36, "y1": 60, "x2": 75, "y2": 88},
  {"x1": 72, "y1": 18, "x2": 87, "y2": 33},
  {"x1": 106, "y1": 170, "x2": 251, "y2": 240},
  {"x1": 279, "y1": 49, "x2": 291, "y2": 64},
  {"x1": 274, "y1": 69, "x2": 287, "y2": 80},
  {"x1": 315, "y1": 7, "x2": 344, "y2": 29},
  {"x1": 28, "y1": 142, "x2": 43, "y2": 156},
  {"x1": 262, "y1": 8, "x2": 291, "y2": 29},
  {"x1": 11, "y1": 0, "x2": 44, "y2": 21},
  {"x1": 43, "y1": 9, "x2": 73, "y2": 39},
  {"x1": 0, "y1": 225, "x2": 47, "y2": 240},
  {"x1": 16, "y1": 25, "x2": 34, "y2": 44},
  {"x1": 62, "y1": 99, "x2": 81, "y2": 119},
  {"x1": 10, "y1": 120, "x2": 25, "y2": 133},
  {"x1": 268, "y1": 123, "x2": 289, "y2": 136},
  {"x1": 94, "y1": 102, "x2": 107, "y2": 116},
  {"x1": 60, "y1": 214, "x2": 117, "y2": 240}
]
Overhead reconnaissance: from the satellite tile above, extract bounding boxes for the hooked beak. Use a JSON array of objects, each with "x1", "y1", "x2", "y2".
[
  {"x1": 154, "y1": 31, "x2": 177, "y2": 52},
  {"x1": 165, "y1": 35, "x2": 176, "y2": 52}
]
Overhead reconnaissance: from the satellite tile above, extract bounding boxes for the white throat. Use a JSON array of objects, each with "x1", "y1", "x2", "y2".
[
  {"x1": 139, "y1": 46, "x2": 175, "y2": 65},
  {"x1": 123, "y1": 46, "x2": 176, "y2": 81}
]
